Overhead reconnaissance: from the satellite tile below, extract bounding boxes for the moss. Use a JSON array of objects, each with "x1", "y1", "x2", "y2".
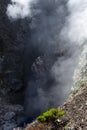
[{"x1": 37, "y1": 108, "x2": 65, "y2": 123}]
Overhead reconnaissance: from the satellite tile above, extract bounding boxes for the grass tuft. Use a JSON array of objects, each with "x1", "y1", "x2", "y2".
[{"x1": 37, "y1": 108, "x2": 65, "y2": 123}]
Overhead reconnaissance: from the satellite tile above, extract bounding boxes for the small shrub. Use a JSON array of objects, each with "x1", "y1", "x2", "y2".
[{"x1": 37, "y1": 108, "x2": 65, "y2": 123}]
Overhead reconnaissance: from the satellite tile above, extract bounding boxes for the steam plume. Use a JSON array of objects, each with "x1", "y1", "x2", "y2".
[
  {"x1": 62, "y1": 0, "x2": 87, "y2": 87},
  {"x1": 6, "y1": 0, "x2": 37, "y2": 19},
  {"x1": 61, "y1": 0, "x2": 87, "y2": 44},
  {"x1": 6, "y1": 0, "x2": 87, "y2": 120}
]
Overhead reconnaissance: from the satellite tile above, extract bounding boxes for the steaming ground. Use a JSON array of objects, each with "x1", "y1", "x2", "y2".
[{"x1": 6, "y1": 0, "x2": 87, "y2": 121}]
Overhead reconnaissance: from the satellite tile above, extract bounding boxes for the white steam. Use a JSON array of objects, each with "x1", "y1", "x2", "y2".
[
  {"x1": 7, "y1": 0, "x2": 37, "y2": 19},
  {"x1": 63, "y1": 0, "x2": 87, "y2": 87},
  {"x1": 61, "y1": 0, "x2": 87, "y2": 45},
  {"x1": 6, "y1": 0, "x2": 87, "y2": 118}
]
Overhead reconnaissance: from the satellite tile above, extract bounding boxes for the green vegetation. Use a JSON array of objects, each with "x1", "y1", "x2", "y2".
[{"x1": 37, "y1": 108, "x2": 65, "y2": 123}]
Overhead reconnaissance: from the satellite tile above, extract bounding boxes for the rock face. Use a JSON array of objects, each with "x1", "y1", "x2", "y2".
[
  {"x1": 0, "y1": 0, "x2": 70, "y2": 129},
  {"x1": 0, "y1": 0, "x2": 45, "y2": 128},
  {"x1": 0, "y1": 0, "x2": 26, "y2": 129}
]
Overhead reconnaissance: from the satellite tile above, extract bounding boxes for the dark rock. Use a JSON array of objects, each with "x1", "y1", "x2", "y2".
[
  {"x1": 2, "y1": 122, "x2": 17, "y2": 130},
  {"x1": 3, "y1": 112, "x2": 16, "y2": 121}
]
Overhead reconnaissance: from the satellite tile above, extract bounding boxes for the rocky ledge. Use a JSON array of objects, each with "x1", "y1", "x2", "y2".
[{"x1": 14, "y1": 81, "x2": 87, "y2": 130}]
